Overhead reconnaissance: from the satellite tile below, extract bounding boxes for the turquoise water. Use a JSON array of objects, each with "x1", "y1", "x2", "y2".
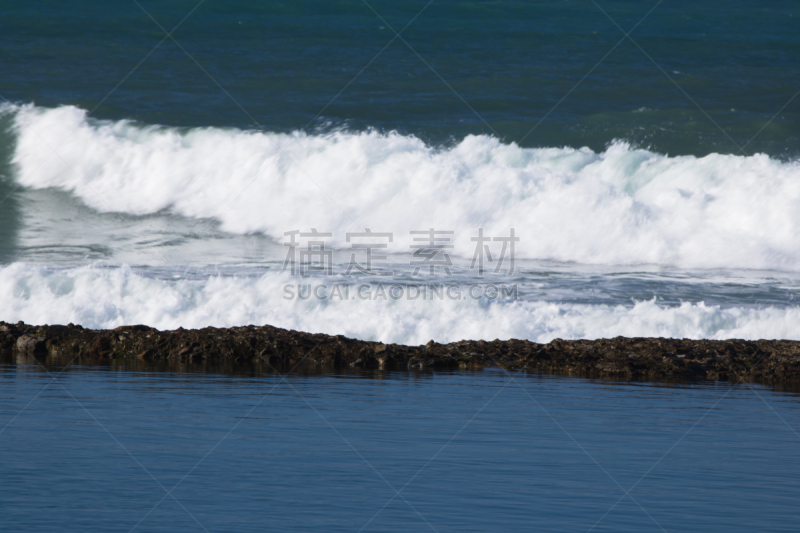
[{"x1": 1, "y1": 363, "x2": 800, "y2": 532}]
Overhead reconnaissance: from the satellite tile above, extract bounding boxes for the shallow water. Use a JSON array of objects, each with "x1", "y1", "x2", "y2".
[{"x1": 1, "y1": 363, "x2": 799, "y2": 532}]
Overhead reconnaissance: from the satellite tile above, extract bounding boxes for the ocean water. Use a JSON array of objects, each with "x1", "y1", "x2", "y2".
[
  {"x1": 3, "y1": 4, "x2": 800, "y2": 532},
  {"x1": 1, "y1": 0, "x2": 800, "y2": 343},
  {"x1": 2, "y1": 364, "x2": 800, "y2": 532}
]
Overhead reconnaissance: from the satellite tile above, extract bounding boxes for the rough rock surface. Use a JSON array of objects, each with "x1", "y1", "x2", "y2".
[{"x1": 2, "y1": 321, "x2": 800, "y2": 385}]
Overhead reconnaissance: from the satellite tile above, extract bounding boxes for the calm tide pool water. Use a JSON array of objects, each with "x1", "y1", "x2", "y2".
[{"x1": 1, "y1": 363, "x2": 799, "y2": 532}]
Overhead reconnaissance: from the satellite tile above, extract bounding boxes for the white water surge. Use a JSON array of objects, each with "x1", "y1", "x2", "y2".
[
  {"x1": 2, "y1": 264, "x2": 800, "y2": 344},
  {"x1": 6, "y1": 103, "x2": 800, "y2": 271}
]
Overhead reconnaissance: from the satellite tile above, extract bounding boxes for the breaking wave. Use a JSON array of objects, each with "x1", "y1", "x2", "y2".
[{"x1": 4, "y1": 103, "x2": 800, "y2": 271}]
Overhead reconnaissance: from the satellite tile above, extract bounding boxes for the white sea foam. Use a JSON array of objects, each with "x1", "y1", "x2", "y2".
[
  {"x1": 6, "y1": 103, "x2": 800, "y2": 271},
  {"x1": 2, "y1": 263, "x2": 798, "y2": 344}
]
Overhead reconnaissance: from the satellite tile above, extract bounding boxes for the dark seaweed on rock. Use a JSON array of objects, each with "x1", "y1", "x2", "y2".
[{"x1": 2, "y1": 321, "x2": 800, "y2": 385}]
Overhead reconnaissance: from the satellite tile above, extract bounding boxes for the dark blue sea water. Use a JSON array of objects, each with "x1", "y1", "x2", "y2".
[
  {"x1": 2, "y1": 0, "x2": 798, "y2": 157},
  {"x1": 2, "y1": 363, "x2": 800, "y2": 532}
]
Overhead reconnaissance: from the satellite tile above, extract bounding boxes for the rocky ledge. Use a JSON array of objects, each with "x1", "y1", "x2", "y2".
[{"x1": 2, "y1": 321, "x2": 800, "y2": 385}]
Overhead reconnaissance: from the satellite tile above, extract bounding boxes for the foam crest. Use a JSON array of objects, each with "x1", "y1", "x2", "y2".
[
  {"x1": 8, "y1": 103, "x2": 800, "y2": 270},
  {"x1": 2, "y1": 263, "x2": 798, "y2": 344}
]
